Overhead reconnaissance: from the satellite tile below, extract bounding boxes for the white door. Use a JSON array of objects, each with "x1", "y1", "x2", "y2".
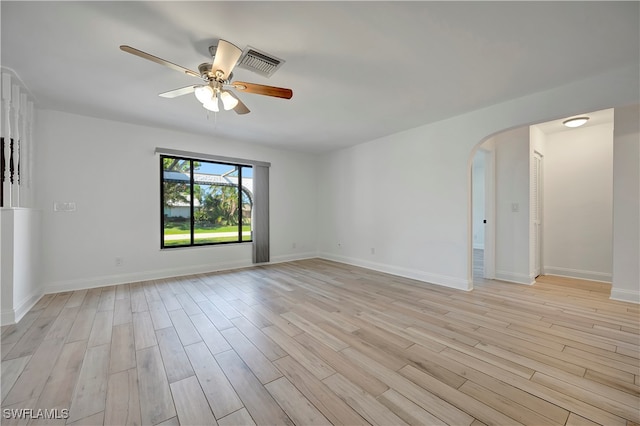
[{"x1": 532, "y1": 151, "x2": 543, "y2": 277}]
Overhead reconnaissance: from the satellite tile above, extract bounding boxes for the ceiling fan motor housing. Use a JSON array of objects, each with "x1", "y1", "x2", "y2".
[{"x1": 199, "y1": 62, "x2": 233, "y2": 83}]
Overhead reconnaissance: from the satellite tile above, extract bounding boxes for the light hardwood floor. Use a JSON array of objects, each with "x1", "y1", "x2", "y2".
[{"x1": 1, "y1": 259, "x2": 638, "y2": 425}]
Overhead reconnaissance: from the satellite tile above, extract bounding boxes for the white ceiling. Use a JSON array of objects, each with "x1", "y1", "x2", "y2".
[
  {"x1": 533, "y1": 108, "x2": 614, "y2": 136},
  {"x1": 2, "y1": 1, "x2": 638, "y2": 153}
]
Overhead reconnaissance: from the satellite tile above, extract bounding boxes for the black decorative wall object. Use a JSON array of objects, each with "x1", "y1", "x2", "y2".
[
  {"x1": 1, "y1": 137, "x2": 4, "y2": 206},
  {"x1": 17, "y1": 139, "x2": 20, "y2": 184},
  {"x1": 9, "y1": 138, "x2": 14, "y2": 184}
]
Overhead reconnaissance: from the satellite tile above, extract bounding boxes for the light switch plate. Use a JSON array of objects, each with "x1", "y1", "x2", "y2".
[{"x1": 54, "y1": 202, "x2": 77, "y2": 212}]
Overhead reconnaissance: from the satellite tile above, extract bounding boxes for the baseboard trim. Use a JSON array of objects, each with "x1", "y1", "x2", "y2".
[
  {"x1": 610, "y1": 288, "x2": 640, "y2": 304},
  {"x1": 1, "y1": 289, "x2": 43, "y2": 326},
  {"x1": 0, "y1": 310, "x2": 15, "y2": 326},
  {"x1": 318, "y1": 252, "x2": 471, "y2": 291},
  {"x1": 43, "y1": 253, "x2": 318, "y2": 294},
  {"x1": 270, "y1": 252, "x2": 318, "y2": 264},
  {"x1": 495, "y1": 270, "x2": 534, "y2": 285},
  {"x1": 44, "y1": 261, "x2": 251, "y2": 294},
  {"x1": 14, "y1": 291, "x2": 44, "y2": 323},
  {"x1": 543, "y1": 266, "x2": 612, "y2": 283}
]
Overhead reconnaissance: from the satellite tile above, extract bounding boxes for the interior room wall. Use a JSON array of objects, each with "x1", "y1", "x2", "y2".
[
  {"x1": 1, "y1": 209, "x2": 42, "y2": 324},
  {"x1": 494, "y1": 127, "x2": 532, "y2": 284},
  {"x1": 612, "y1": 104, "x2": 640, "y2": 302},
  {"x1": 317, "y1": 65, "x2": 638, "y2": 291},
  {"x1": 543, "y1": 123, "x2": 614, "y2": 282},
  {"x1": 27, "y1": 64, "x2": 640, "y2": 296},
  {"x1": 529, "y1": 125, "x2": 547, "y2": 158},
  {"x1": 34, "y1": 110, "x2": 318, "y2": 293},
  {"x1": 0, "y1": 217, "x2": 4, "y2": 321}
]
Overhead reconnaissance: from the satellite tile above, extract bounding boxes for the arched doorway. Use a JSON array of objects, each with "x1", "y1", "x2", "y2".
[{"x1": 468, "y1": 109, "x2": 615, "y2": 288}]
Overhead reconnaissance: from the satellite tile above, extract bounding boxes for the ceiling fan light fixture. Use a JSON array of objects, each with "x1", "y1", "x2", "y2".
[
  {"x1": 202, "y1": 93, "x2": 219, "y2": 112},
  {"x1": 194, "y1": 85, "x2": 214, "y2": 104},
  {"x1": 120, "y1": 40, "x2": 292, "y2": 117},
  {"x1": 563, "y1": 116, "x2": 589, "y2": 128},
  {"x1": 220, "y1": 91, "x2": 239, "y2": 110}
]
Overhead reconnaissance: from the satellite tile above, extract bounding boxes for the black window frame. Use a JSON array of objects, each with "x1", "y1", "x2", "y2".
[{"x1": 160, "y1": 154, "x2": 253, "y2": 249}]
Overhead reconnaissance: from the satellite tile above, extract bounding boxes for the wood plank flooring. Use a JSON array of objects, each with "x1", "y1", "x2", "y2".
[{"x1": 1, "y1": 259, "x2": 638, "y2": 425}]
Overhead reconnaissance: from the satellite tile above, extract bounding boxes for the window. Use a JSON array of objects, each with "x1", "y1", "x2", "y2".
[{"x1": 161, "y1": 155, "x2": 253, "y2": 248}]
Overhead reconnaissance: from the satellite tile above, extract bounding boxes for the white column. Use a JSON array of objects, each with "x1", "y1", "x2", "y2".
[
  {"x1": 12, "y1": 84, "x2": 21, "y2": 207},
  {"x1": 2, "y1": 73, "x2": 12, "y2": 207}
]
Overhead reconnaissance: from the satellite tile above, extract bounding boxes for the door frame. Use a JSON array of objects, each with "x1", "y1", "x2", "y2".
[
  {"x1": 483, "y1": 148, "x2": 496, "y2": 279},
  {"x1": 532, "y1": 149, "x2": 544, "y2": 279},
  {"x1": 469, "y1": 146, "x2": 496, "y2": 286}
]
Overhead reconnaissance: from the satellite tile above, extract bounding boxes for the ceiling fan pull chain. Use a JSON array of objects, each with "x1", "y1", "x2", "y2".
[{"x1": 206, "y1": 109, "x2": 218, "y2": 128}]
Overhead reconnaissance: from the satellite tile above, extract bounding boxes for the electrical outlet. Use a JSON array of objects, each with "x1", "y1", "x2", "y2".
[
  {"x1": 511, "y1": 203, "x2": 519, "y2": 212},
  {"x1": 292, "y1": 242, "x2": 297, "y2": 249},
  {"x1": 370, "y1": 247, "x2": 375, "y2": 255},
  {"x1": 115, "y1": 257, "x2": 123, "y2": 267}
]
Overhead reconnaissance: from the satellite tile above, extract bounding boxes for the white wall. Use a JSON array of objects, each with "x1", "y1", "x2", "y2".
[
  {"x1": 27, "y1": 64, "x2": 640, "y2": 296},
  {"x1": 543, "y1": 123, "x2": 613, "y2": 281},
  {"x1": 318, "y1": 118, "x2": 481, "y2": 290},
  {"x1": 612, "y1": 104, "x2": 640, "y2": 302},
  {"x1": 1, "y1": 210, "x2": 11, "y2": 322},
  {"x1": 35, "y1": 110, "x2": 318, "y2": 293},
  {"x1": 494, "y1": 127, "x2": 532, "y2": 284},
  {"x1": 317, "y1": 64, "x2": 638, "y2": 291},
  {"x1": 1, "y1": 208, "x2": 42, "y2": 324},
  {"x1": 530, "y1": 125, "x2": 546, "y2": 156}
]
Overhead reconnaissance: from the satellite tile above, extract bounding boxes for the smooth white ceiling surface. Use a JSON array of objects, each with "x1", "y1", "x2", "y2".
[
  {"x1": 2, "y1": 1, "x2": 638, "y2": 152},
  {"x1": 534, "y1": 108, "x2": 614, "y2": 135}
]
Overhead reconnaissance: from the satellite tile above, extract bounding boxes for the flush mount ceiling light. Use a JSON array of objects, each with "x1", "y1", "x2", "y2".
[{"x1": 563, "y1": 116, "x2": 589, "y2": 128}]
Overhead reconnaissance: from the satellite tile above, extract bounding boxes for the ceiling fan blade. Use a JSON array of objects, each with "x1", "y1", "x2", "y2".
[
  {"x1": 231, "y1": 81, "x2": 293, "y2": 99},
  {"x1": 159, "y1": 85, "x2": 197, "y2": 98},
  {"x1": 233, "y1": 97, "x2": 250, "y2": 115},
  {"x1": 211, "y1": 40, "x2": 242, "y2": 80},
  {"x1": 120, "y1": 45, "x2": 200, "y2": 78}
]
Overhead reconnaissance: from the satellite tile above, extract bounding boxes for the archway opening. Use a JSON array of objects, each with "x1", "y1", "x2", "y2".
[{"x1": 468, "y1": 108, "x2": 615, "y2": 289}]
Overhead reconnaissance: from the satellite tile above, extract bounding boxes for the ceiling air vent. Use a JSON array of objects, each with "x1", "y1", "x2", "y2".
[{"x1": 236, "y1": 46, "x2": 284, "y2": 78}]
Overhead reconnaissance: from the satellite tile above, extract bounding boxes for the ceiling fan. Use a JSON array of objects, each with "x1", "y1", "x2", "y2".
[{"x1": 120, "y1": 40, "x2": 293, "y2": 115}]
